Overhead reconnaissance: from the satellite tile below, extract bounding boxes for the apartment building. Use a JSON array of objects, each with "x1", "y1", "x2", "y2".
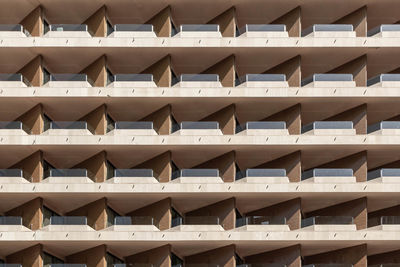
[{"x1": 1, "y1": 0, "x2": 400, "y2": 266}]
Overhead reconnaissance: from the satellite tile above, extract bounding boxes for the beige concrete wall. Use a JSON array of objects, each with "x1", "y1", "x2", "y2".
[
  {"x1": 84, "y1": 6, "x2": 107, "y2": 37},
  {"x1": 194, "y1": 151, "x2": 236, "y2": 182},
  {"x1": 334, "y1": 6, "x2": 367, "y2": 37},
  {"x1": 79, "y1": 104, "x2": 107, "y2": 135},
  {"x1": 328, "y1": 55, "x2": 367, "y2": 87},
  {"x1": 246, "y1": 198, "x2": 301, "y2": 230},
  {"x1": 200, "y1": 104, "x2": 236, "y2": 135},
  {"x1": 256, "y1": 151, "x2": 301, "y2": 183},
  {"x1": 306, "y1": 197, "x2": 367, "y2": 230},
  {"x1": 141, "y1": 55, "x2": 172, "y2": 87},
  {"x1": 66, "y1": 244, "x2": 107, "y2": 267},
  {"x1": 185, "y1": 245, "x2": 236, "y2": 267},
  {"x1": 303, "y1": 244, "x2": 367, "y2": 267},
  {"x1": 271, "y1": 6, "x2": 301, "y2": 37},
  {"x1": 127, "y1": 198, "x2": 171, "y2": 230},
  {"x1": 17, "y1": 56, "x2": 43, "y2": 87},
  {"x1": 186, "y1": 198, "x2": 235, "y2": 230},
  {"x1": 140, "y1": 104, "x2": 172, "y2": 135},
  {"x1": 369, "y1": 249, "x2": 400, "y2": 265},
  {"x1": 80, "y1": 55, "x2": 107, "y2": 87},
  {"x1": 19, "y1": 6, "x2": 43, "y2": 36},
  {"x1": 207, "y1": 7, "x2": 236, "y2": 37},
  {"x1": 264, "y1": 55, "x2": 301, "y2": 87},
  {"x1": 263, "y1": 104, "x2": 301, "y2": 134},
  {"x1": 125, "y1": 245, "x2": 171, "y2": 267},
  {"x1": 5, "y1": 197, "x2": 43, "y2": 230},
  {"x1": 202, "y1": 55, "x2": 235, "y2": 87},
  {"x1": 15, "y1": 104, "x2": 44, "y2": 135},
  {"x1": 146, "y1": 6, "x2": 172, "y2": 37},
  {"x1": 245, "y1": 245, "x2": 301, "y2": 267},
  {"x1": 67, "y1": 198, "x2": 107, "y2": 230},
  {"x1": 133, "y1": 151, "x2": 172, "y2": 183},
  {"x1": 73, "y1": 151, "x2": 107, "y2": 182},
  {"x1": 6, "y1": 244, "x2": 43, "y2": 267},
  {"x1": 10, "y1": 150, "x2": 44, "y2": 182}
]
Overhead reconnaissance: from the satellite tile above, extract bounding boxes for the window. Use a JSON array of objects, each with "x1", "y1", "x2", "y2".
[
  {"x1": 42, "y1": 206, "x2": 59, "y2": 227},
  {"x1": 43, "y1": 67, "x2": 51, "y2": 85},
  {"x1": 106, "y1": 68, "x2": 114, "y2": 85},
  {"x1": 106, "y1": 160, "x2": 116, "y2": 180},
  {"x1": 43, "y1": 19, "x2": 50, "y2": 34},
  {"x1": 106, "y1": 114, "x2": 115, "y2": 133},
  {"x1": 43, "y1": 113, "x2": 52, "y2": 132},
  {"x1": 106, "y1": 206, "x2": 120, "y2": 227},
  {"x1": 106, "y1": 252, "x2": 124, "y2": 267},
  {"x1": 106, "y1": 19, "x2": 114, "y2": 36},
  {"x1": 43, "y1": 252, "x2": 64, "y2": 267},
  {"x1": 171, "y1": 252, "x2": 183, "y2": 267}
]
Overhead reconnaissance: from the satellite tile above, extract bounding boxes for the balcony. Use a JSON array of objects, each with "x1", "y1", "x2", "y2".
[
  {"x1": 368, "y1": 216, "x2": 400, "y2": 231},
  {"x1": 0, "y1": 73, "x2": 30, "y2": 87},
  {"x1": 44, "y1": 24, "x2": 91, "y2": 37},
  {"x1": 48, "y1": 265, "x2": 87, "y2": 267},
  {"x1": 301, "y1": 168, "x2": 355, "y2": 183},
  {"x1": 107, "y1": 74, "x2": 156, "y2": 88},
  {"x1": 42, "y1": 216, "x2": 93, "y2": 231},
  {"x1": 43, "y1": 74, "x2": 92, "y2": 87},
  {"x1": 0, "y1": 168, "x2": 29, "y2": 184},
  {"x1": 106, "y1": 169, "x2": 158, "y2": 184},
  {"x1": 172, "y1": 74, "x2": 222, "y2": 88},
  {"x1": 367, "y1": 74, "x2": 400, "y2": 87},
  {"x1": 42, "y1": 168, "x2": 93, "y2": 184},
  {"x1": 302, "y1": 265, "x2": 353, "y2": 267},
  {"x1": 235, "y1": 216, "x2": 289, "y2": 231},
  {"x1": 238, "y1": 24, "x2": 288, "y2": 38},
  {"x1": 0, "y1": 121, "x2": 29, "y2": 135},
  {"x1": 42, "y1": 121, "x2": 94, "y2": 136},
  {"x1": 104, "y1": 216, "x2": 159, "y2": 232},
  {"x1": 237, "y1": 265, "x2": 287, "y2": 267},
  {"x1": 174, "y1": 24, "x2": 221, "y2": 38},
  {"x1": 367, "y1": 168, "x2": 400, "y2": 183},
  {"x1": 107, "y1": 121, "x2": 157, "y2": 136},
  {"x1": 235, "y1": 121, "x2": 288, "y2": 136},
  {"x1": 302, "y1": 121, "x2": 355, "y2": 135},
  {"x1": 172, "y1": 121, "x2": 222, "y2": 135},
  {"x1": 0, "y1": 24, "x2": 29, "y2": 37},
  {"x1": 368, "y1": 121, "x2": 400, "y2": 135},
  {"x1": 301, "y1": 216, "x2": 356, "y2": 231},
  {"x1": 171, "y1": 168, "x2": 222, "y2": 183},
  {"x1": 302, "y1": 24, "x2": 355, "y2": 37},
  {"x1": 108, "y1": 24, "x2": 156, "y2": 38},
  {"x1": 170, "y1": 216, "x2": 223, "y2": 231},
  {"x1": 235, "y1": 74, "x2": 288, "y2": 88},
  {"x1": 235, "y1": 168, "x2": 289, "y2": 183},
  {"x1": 368, "y1": 24, "x2": 400, "y2": 37},
  {"x1": 0, "y1": 216, "x2": 30, "y2": 232},
  {"x1": 301, "y1": 74, "x2": 355, "y2": 87}
]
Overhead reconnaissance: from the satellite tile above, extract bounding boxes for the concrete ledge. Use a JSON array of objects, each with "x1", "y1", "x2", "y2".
[
  {"x1": 236, "y1": 129, "x2": 289, "y2": 136},
  {"x1": 43, "y1": 81, "x2": 92, "y2": 88},
  {"x1": 105, "y1": 177, "x2": 159, "y2": 184},
  {"x1": 101, "y1": 225, "x2": 160, "y2": 231},
  {"x1": 41, "y1": 177, "x2": 94, "y2": 183},
  {"x1": 108, "y1": 32, "x2": 157, "y2": 38},
  {"x1": 235, "y1": 177, "x2": 290, "y2": 183},
  {"x1": 170, "y1": 176, "x2": 224, "y2": 184},
  {"x1": 168, "y1": 225, "x2": 225, "y2": 231},
  {"x1": 239, "y1": 32, "x2": 289, "y2": 38},
  {"x1": 302, "y1": 176, "x2": 356, "y2": 183},
  {"x1": 172, "y1": 129, "x2": 223, "y2": 135},
  {"x1": 0, "y1": 177, "x2": 29, "y2": 183},
  {"x1": 369, "y1": 81, "x2": 400, "y2": 88},
  {"x1": 106, "y1": 129, "x2": 158, "y2": 136},
  {"x1": 0, "y1": 32, "x2": 27, "y2": 37},
  {"x1": 367, "y1": 177, "x2": 400, "y2": 183},
  {"x1": 107, "y1": 81, "x2": 157, "y2": 88},
  {"x1": 236, "y1": 81, "x2": 289, "y2": 88},
  {"x1": 41, "y1": 129, "x2": 93, "y2": 135},
  {"x1": 40, "y1": 225, "x2": 95, "y2": 231},
  {"x1": 302, "y1": 129, "x2": 356, "y2": 135},
  {"x1": 173, "y1": 81, "x2": 223, "y2": 88},
  {"x1": 234, "y1": 225, "x2": 290, "y2": 231},
  {"x1": 0, "y1": 81, "x2": 28, "y2": 87},
  {"x1": 174, "y1": 32, "x2": 222, "y2": 38},
  {"x1": 0, "y1": 225, "x2": 32, "y2": 231},
  {"x1": 368, "y1": 129, "x2": 400, "y2": 135},
  {"x1": 304, "y1": 31, "x2": 356, "y2": 37},
  {"x1": 44, "y1": 31, "x2": 92, "y2": 38},
  {"x1": 371, "y1": 32, "x2": 400, "y2": 38},
  {"x1": 0, "y1": 130, "x2": 28, "y2": 135},
  {"x1": 301, "y1": 224, "x2": 357, "y2": 231},
  {"x1": 303, "y1": 81, "x2": 356, "y2": 87},
  {"x1": 367, "y1": 225, "x2": 400, "y2": 231}
]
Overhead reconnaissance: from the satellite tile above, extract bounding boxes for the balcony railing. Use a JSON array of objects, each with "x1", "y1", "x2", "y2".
[
  {"x1": 236, "y1": 216, "x2": 286, "y2": 227},
  {"x1": 47, "y1": 121, "x2": 94, "y2": 133},
  {"x1": 368, "y1": 216, "x2": 400, "y2": 227},
  {"x1": 0, "y1": 121, "x2": 30, "y2": 133},
  {"x1": 238, "y1": 24, "x2": 286, "y2": 35},
  {"x1": 0, "y1": 169, "x2": 23, "y2": 178},
  {"x1": 172, "y1": 169, "x2": 219, "y2": 180},
  {"x1": 0, "y1": 264, "x2": 23, "y2": 267},
  {"x1": 49, "y1": 216, "x2": 87, "y2": 225},
  {"x1": 0, "y1": 73, "x2": 31, "y2": 87},
  {"x1": 113, "y1": 169, "x2": 154, "y2": 177},
  {"x1": 44, "y1": 168, "x2": 88, "y2": 178},
  {"x1": 367, "y1": 74, "x2": 400, "y2": 86},
  {"x1": 0, "y1": 24, "x2": 30, "y2": 36},
  {"x1": 113, "y1": 24, "x2": 154, "y2": 32},
  {"x1": 179, "y1": 24, "x2": 219, "y2": 32},
  {"x1": 301, "y1": 216, "x2": 354, "y2": 227},
  {"x1": 113, "y1": 74, "x2": 153, "y2": 82},
  {"x1": 114, "y1": 216, "x2": 155, "y2": 225},
  {"x1": 302, "y1": 265, "x2": 353, "y2": 267},
  {"x1": 302, "y1": 168, "x2": 353, "y2": 180},
  {"x1": 49, "y1": 74, "x2": 90, "y2": 82},
  {"x1": 236, "y1": 168, "x2": 287, "y2": 180},
  {"x1": 49, "y1": 264, "x2": 87, "y2": 267},
  {"x1": 173, "y1": 74, "x2": 220, "y2": 86},
  {"x1": 302, "y1": 24, "x2": 354, "y2": 36},
  {"x1": 368, "y1": 24, "x2": 400, "y2": 36},
  {"x1": 172, "y1": 121, "x2": 220, "y2": 132},
  {"x1": 238, "y1": 265, "x2": 287, "y2": 267},
  {"x1": 236, "y1": 121, "x2": 286, "y2": 133},
  {"x1": 49, "y1": 24, "x2": 88, "y2": 32},
  {"x1": 301, "y1": 74, "x2": 353, "y2": 86},
  {"x1": 171, "y1": 216, "x2": 220, "y2": 227},
  {"x1": 114, "y1": 121, "x2": 154, "y2": 130},
  {"x1": 0, "y1": 216, "x2": 22, "y2": 225},
  {"x1": 368, "y1": 265, "x2": 400, "y2": 267},
  {"x1": 367, "y1": 168, "x2": 400, "y2": 180},
  {"x1": 302, "y1": 121, "x2": 353, "y2": 133},
  {"x1": 114, "y1": 264, "x2": 154, "y2": 267},
  {"x1": 368, "y1": 121, "x2": 400, "y2": 133},
  {"x1": 236, "y1": 74, "x2": 286, "y2": 86}
]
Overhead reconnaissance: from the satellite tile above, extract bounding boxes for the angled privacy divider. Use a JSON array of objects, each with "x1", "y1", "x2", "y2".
[
  {"x1": 207, "y1": 7, "x2": 236, "y2": 37},
  {"x1": 245, "y1": 198, "x2": 301, "y2": 230},
  {"x1": 185, "y1": 198, "x2": 235, "y2": 230},
  {"x1": 67, "y1": 244, "x2": 108, "y2": 266},
  {"x1": 271, "y1": 6, "x2": 301, "y2": 37},
  {"x1": 5, "y1": 197, "x2": 43, "y2": 230},
  {"x1": 67, "y1": 198, "x2": 107, "y2": 230},
  {"x1": 322, "y1": 104, "x2": 367, "y2": 135},
  {"x1": 15, "y1": 104, "x2": 44, "y2": 134},
  {"x1": 79, "y1": 104, "x2": 107, "y2": 135},
  {"x1": 305, "y1": 197, "x2": 367, "y2": 230},
  {"x1": 17, "y1": 55, "x2": 44, "y2": 86},
  {"x1": 194, "y1": 151, "x2": 236, "y2": 182},
  {"x1": 19, "y1": 6, "x2": 43, "y2": 36},
  {"x1": 80, "y1": 55, "x2": 108, "y2": 87},
  {"x1": 146, "y1": 6, "x2": 172, "y2": 37},
  {"x1": 368, "y1": 204, "x2": 400, "y2": 227},
  {"x1": 255, "y1": 151, "x2": 301, "y2": 182},
  {"x1": 73, "y1": 151, "x2": 108, "y2": 182},
  {"x1": 263, "y1": 55, "x2": 301, "y2": 87},
  {"x1": 245, "y1": 244, "x2": 301, "y2": 267},
  {"x1": 333, "y1": 6, "x2": 367, "y2": 37},
  {"x1": 328, "y1": 55, "x2": 367, "y2": 87},
  {"x1": 6, "y1": 244, "x2": 43, "y2": 266},
  {"x1": 10, "y1": 150, "x2": 44, "y2": 182},
  {"x1": 262, "y1": 104, "x2": 301, "y2": 134},
  {"x1": 200, "y1": 104, "x2": 236, "y2": 135},
  {"x1": 202, "y1": 55, "x2": 236, "y2": 87},
  {"x1": 141, "y1": 55, "x2": 172, "y2": 87},
  {"x1": 139, "y1": 105, "x2": 172, "y2": 135},
  {"x1": 83, "y1": 6, "x2": 107, "y2": 37},
  {"x1": 127, "y1": 198, "x2": 171, "y2": 230},
  {"x1": 185, "y1": 245, "x2": 236, "y2": 267},
  {"x1": 303, "y1": 244, "x2": 367, "y2": 267},
  {"x1": 125, "y1": 244, "x2": 171, "y2": 267},
  {"x1": 133, "y1": 151, "x2": 172, "y2": 183}
]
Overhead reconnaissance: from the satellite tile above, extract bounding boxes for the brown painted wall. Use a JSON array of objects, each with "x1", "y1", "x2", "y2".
[
  {"x1": 146, "y1": 6, "x2": 172, "y2": 37},
  {"x1": 256, "y1": 151, "x2": 301, "y2": 182},
  {"x1": 17, "y1": 56, "x2": 43, "y2": 87},
  {"x1": 79, "y1": 104, "x2": 107, "y2": 135},
  {"x1": 334, "y1": 6, "x2": 367, "y2": 37},
  {"x1": 369, "y1": 249, "x2": 400, "y2": 265},
  {"x1": 328, "y1": 55, "x2": 367, "y2": 87},
  {"x1": 125, "y1": 245, "x2": 171, "y2": 267},
  {"x1": 19, "y1": 6, "x2": 43, "y2": 36},
  {"x1": 67, "y1": 198, "x2": 107, "y2": 230},
  {"x1": 127, "y1": 198, "x2": 171, "y2": 230},
  {"x1": 186, "y1": 198, "x2": 235, "y2": 230},
  {"x1": 66, "y1": 245, "x2": 107, "y2": 267},
  {"x1": 185, "y1": 245, "x2": 236, "y2": 267},
  {"x1": 272, "y1": 7, "x2": 301, "y2": 37},
  {"x1": 140, "y1": 105, "x2": 172, "y2": 135},
  {"x1": 207, "y1": 7, "x2": 236, "y2": 37},
  {"x1": 200, "y1": 104, "x2": 236, "y2": 135},
  {"x1": 73, "y1": 151, "x2": 107, "y2": 182},
  {"x1": 245, "y1": 245, "x2": 301, "y2": 267},
  {"x1": 15, "y1": 104, "x2": 44, "y2": 135},
  {"x1": 263, "y1": 104, "x2": 301, "y2": 134},
  {"x1": 315, "y1": 151, "x2": 367, "y2": 182},
  {"x1": 6, "y1": 244, "x2": 43, "y2": 267},
  {"x1": 10, "y1": 150, "x2": 43, "y2": 182},
  {"x1": 325, "y1": 104, "x2": 367, "y2": 135},
  {"x1": 133, "y1": 151, "x2": 172, "y2": 183},
  {"x1": 246, "y1": 198, "x2": 301, "y2": 230},
  {"x1": 306, "y1": 197, "x2": 367, "y2": 230},
  {"x1": 202, "y1": 55, "x2": 235, "y2": 87},
  {"x1": 264, "y1": 55, "x2": 301, "y2": 87},
  {"x1": 84, "y1": 6, "x2": 107, "y2": 37},
  {"x1": 6, "y1": 198, "x2": 43, "y2": 230},
  {"x1": 303, "y1": 244, "x2": 367, "y2": 267},
  {"x1": 80, "y1": 55, "x2": 107, "y2": 87},
  {"x1": 141, "y1": 55, "x2": 172, "y2": 87},
  {"x1": 194, "y1": 151, "x2": 236, "y2": 182}
]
